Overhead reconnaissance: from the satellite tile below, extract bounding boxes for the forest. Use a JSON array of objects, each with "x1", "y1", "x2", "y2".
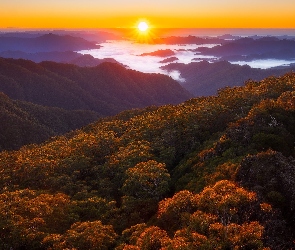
[
  {"x1": 0, "y1": 58, "x2": 190, "y2": 115},
  {"x1": 0, "y1": 92, "x2": 99, "y2": 151},
  {"x1": 0, "y1": 72, "x2": 295, "y2": 249},
  {"x1": 0, "y1": 57, "x2": 190, "y2": 150}
]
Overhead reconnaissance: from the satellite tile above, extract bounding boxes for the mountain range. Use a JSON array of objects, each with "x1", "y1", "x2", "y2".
[
  {"x1": 162, "y1": 60, "x2": 295, "y2": 96},
  {"x1": 0, "y1": 57, "x2": 191, "y2": 150},
  {"x1": 0, "y1": 33, "x2": 99, "y2": 53},
  {"x1": 0, "y1": 32, "x2": 121, "y2": 67},
  {"x1": 197, "y1": 37, "x2": 295, "y2": 60},
  {"x1": 0, "y1": 51, "x2": 118, "y2": 67}
]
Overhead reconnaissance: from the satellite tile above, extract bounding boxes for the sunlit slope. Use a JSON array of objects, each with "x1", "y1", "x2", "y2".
[{"x1": 0, "y1": 73, "x2": 295, "y2": 248}]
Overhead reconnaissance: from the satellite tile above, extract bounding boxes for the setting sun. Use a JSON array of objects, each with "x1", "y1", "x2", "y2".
[
  {"x1": 138, "y1": 22, "x2": 149, "y2": 32},
  {"x1": 128, "y1": 20, "x2": 155, "y2": 43}
]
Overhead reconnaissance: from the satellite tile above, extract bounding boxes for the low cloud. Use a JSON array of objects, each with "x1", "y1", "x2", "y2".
[{"x1": 78, "y1": 40, "x2": 217, "y2": 77}]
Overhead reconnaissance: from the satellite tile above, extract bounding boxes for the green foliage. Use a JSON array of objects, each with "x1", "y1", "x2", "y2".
[
  {"x1": 0, "y1": 91, "x2": 100, "y2": 151},
  {"x1": 237, "y1": 150, "x2": 295, "y2": 222},
  {"x1": 122, "y1": 160, "x2": 170, "y2": 200}
]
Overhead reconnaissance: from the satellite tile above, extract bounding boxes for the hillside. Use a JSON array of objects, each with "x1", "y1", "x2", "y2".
[
  {"x1": 0, "y1": 51, "x2": 119, "y2": 67},
  {"x1": 0, "y1": 92, "x2": 99, "y2": 151},
  {"x1": 162, "y1": 60, "x2": 295, "y2": 96},
  {"x1": 0, "y1": 57, "x2": 191, "y2": 116},
  {"x1": 0, "y1": 73, "x2": 294, "y2": 249}
]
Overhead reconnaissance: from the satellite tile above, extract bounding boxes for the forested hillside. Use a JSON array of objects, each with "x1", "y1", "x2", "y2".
[
  {"x1": 0, "y1": 58, "x2": 191, "y2": 116},
  {"x1": 0, "y1": 51, "x2": 119, "y2": 67},
  {"x1": 0, "y1": 57, "x2": 191, "y2": 150},
  {"x1": 0, "y1": 73, "x2": 295, "y2": 249},
  {"x1": 0, "y1": 92, "x2": 99, "y2": 150}
]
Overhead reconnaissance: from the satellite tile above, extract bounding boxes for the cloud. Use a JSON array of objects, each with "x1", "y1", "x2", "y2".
[
  {"x1": 79, "y1": 40, "x2": 217, "y2": 77},
  {"x1": 230, "y1": 59, "x2": 295, "y2": 69},
  {"x1": 167, "y1": 70, "x2": 186, "y2": 82}
]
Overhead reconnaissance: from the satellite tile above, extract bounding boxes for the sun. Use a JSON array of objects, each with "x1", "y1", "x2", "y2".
[
  {"x1": 129, "y1": 19, "x2": 155, "y2": 43},
  {"x1": 138, "y1": 21, "x2": 149, "y2": 32}
]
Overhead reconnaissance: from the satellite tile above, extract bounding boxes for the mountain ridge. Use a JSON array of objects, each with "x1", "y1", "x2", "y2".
[
  {"x1": 0, "y1": 57, "x2": 191, "y2": 150},
  {"x1": 0, "y1": 57, "x2": 192, "y2": 115},
  {"x1": 162, "y1": 60, "x2": 295, "y2": 96},
  {"x1": 0, "y1": 33, "x2": 99, "y2": 53}
]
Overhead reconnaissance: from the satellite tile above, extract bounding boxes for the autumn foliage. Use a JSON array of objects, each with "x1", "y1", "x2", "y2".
[{"x1": 1, "y1": 73, "x2": 295, "y2": 248}]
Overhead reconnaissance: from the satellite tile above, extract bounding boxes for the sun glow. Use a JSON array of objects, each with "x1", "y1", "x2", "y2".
[
  {"x1": 126, "y1": 19, "x2": 157, "y2": 43},
  {"x1": 138, "y1": 21, "x2": 149, "y2": 32}
]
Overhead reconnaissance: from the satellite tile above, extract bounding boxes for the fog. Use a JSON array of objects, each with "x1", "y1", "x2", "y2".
[
  {"x1": 230, "y1": 59, "x2": 295, "y2": 69},
  {"x1": 79, "y1": 39, "x2": 295, "y2": 82},
  {"x1": 79, "y1": 40, "x2": 217, "y2": 81}
]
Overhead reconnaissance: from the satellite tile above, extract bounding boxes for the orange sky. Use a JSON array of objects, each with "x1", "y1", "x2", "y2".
[{"x1": 1, "y1": 0, "x2": 295, "y2": 29}]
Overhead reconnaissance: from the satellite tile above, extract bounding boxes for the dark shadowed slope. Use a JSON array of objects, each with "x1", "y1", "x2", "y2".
[
  {"x1": 0, "y1": 51, "x2": 119, "y2": 67},
  {"x1": 0, "y1": 58, "x2": 192, "y2": 116},
  {"x1": 0, "y1": 92, "x2": 99, "y2": 151},
  {"x1": 162, "y1": 60, "x2": 295, "y2": 96}
]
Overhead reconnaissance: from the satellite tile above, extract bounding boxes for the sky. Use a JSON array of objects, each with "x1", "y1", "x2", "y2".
[{"x1": 1, "y1": 0, "x2": 295, "y2": 29}]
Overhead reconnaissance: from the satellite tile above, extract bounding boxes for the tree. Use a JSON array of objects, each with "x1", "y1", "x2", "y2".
[
  {"x1": 122, "y1": 160, "x2": 170, "y2": 200},
  {"x1": 44, "y1": 220, "x2": 117, "y2": 250},
  {"x1": 123, "y1": 226, "x2": 170, "y2": 250},
  {"x1": 196, "y1": 180, "x2": 257, "y2": 225},
  {"x1": 0, "y1": 189, "x2": 76, "y2": 249},
  {"x1": 157, "y1": 190, "x2": 198, "y2": 233},
  {"x1": 207, "y1": 221, "x2": 264, "y2": 249}
]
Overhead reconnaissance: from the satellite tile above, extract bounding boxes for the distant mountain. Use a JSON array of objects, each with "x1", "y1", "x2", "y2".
[
  {"x1": 162, "y1": 60, "x2": 295, "y2": 96},
  {"x1": 216, "y1": 34, "x2": 240, "y2": 40},
  {"x1": 221, "y1": 49, "x2": 295, "y2": 62},
  {"x1": 0, "y1": 33, "x2": 99, "y2": 53},
  {"x1": 0, "y1": 92, "x2": 99, "y2": 151},
  {"x1": 159, "y1": 57, "x2": 179, "y2": 63},
  {"x1": 68, "y1": 54, "x2": 118, "y2": 67},
  {"x1": 0, "y1": 30, "x2": 120, "y2": 41},
  {"x1": 197, "y1": 37, "x2": 295, "y2": 60},
  {"x1": 153, "y1": 35, "x2": 223, "y2": 45},
  {"x1": 140, "y1": 49, "x2": 175, "y2": 57},
  {"x1": 0, "y1": 50, "x2": 119, "y2": 67},
  {"x1": 0, "y1": 57, "x2": 192, "y2": 116}
]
